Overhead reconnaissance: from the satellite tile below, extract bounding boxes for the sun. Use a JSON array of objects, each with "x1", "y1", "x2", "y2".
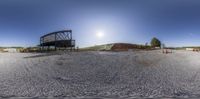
[{"x1": 96, "y1": 31, "x2": 104, "y2": 38}]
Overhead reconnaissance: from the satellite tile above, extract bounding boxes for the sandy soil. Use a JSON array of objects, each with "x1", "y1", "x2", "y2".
[{"x1": 0, "y1": 50, "x2": 200, "y2": 98}]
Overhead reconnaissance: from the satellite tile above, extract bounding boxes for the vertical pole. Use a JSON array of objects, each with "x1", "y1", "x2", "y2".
[
  {"x1": 55, "y1": 33, "x2": 57, "y2": 51},
  {"x1": 40, "y1": 37, "x2": 42, "y2": 52},
  {"x1": 71, "y1": 30, "x2": 73, "y2": 52},
  {"x1": 71, "y1": 30, "x2": 72, "y2": 40},
  {"x1": 40, "y1": 37, "x2": 44, "y2": 52}
]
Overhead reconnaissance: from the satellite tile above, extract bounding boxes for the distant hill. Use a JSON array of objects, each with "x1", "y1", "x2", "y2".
[
  {"x1": 81, "y1": 43, "x2": 151, "y2": 51},
  {"x1": 81, "y1": 44, "x2": 114, "y2": 51},
  {"x1": 0, "y1": 47, "x2": 24, "y2": 49}
]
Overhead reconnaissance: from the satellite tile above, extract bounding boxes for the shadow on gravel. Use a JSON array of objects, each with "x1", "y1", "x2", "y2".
[{"x1": 24, "y1": 53, "x2": 61, "y2": 58}]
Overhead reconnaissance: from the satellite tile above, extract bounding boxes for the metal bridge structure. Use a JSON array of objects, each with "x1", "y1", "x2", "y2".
[{"x1": 40, "y1": 30, "x2": 75, "y2": 51}]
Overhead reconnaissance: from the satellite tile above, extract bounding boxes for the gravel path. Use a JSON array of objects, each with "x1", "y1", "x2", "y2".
[{"x1": 0, "y1": 50, "x2": 200, "y2": 98}]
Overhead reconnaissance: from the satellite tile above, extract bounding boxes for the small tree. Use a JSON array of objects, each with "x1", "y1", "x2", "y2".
[{"x1": 151, "y1": 37, "x2": 161, "y2": 47}]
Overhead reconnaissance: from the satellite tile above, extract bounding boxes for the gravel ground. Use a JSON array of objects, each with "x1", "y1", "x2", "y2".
[{"x1": 0, "y1": 50, "x2": 200, "y2": 98}]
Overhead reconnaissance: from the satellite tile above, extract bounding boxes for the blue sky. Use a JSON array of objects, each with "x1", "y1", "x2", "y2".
[{"x1": 0, "y1": 0, "x2": 200, "y2": 47}]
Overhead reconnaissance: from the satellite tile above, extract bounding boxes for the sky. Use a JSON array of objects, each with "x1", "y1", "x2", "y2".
[{"x1": 0, "y1": 0, "x2": 200, "y2": 47}]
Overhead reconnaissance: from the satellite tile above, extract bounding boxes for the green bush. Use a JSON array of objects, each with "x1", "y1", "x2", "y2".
[{"x1": 151, "y1": 37, "x2": 161, "y2": 47}]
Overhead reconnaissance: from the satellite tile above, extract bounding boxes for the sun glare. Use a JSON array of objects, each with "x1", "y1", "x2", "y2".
[{"x1": 96, "y1": 31, "x2": 104, "y2": 38}]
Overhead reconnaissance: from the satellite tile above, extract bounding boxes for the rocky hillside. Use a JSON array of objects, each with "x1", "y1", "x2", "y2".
[{"x1": 81, "y1": 43, "x2": 150, "y2": 51}]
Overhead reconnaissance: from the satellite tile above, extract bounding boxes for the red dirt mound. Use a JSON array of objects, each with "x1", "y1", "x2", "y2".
[{"x1": 111, "y1": 43, "x2": 147, "y2": 51}]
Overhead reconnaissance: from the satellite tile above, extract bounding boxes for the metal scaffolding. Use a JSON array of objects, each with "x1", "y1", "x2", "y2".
[{"x1": 40, "y1": 30, "x2": 75, "y2": 51}]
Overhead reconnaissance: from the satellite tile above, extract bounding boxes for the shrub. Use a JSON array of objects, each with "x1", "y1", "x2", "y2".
[{"x1": 151, "y1": 37, "x2": 161, "y2": 47}]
